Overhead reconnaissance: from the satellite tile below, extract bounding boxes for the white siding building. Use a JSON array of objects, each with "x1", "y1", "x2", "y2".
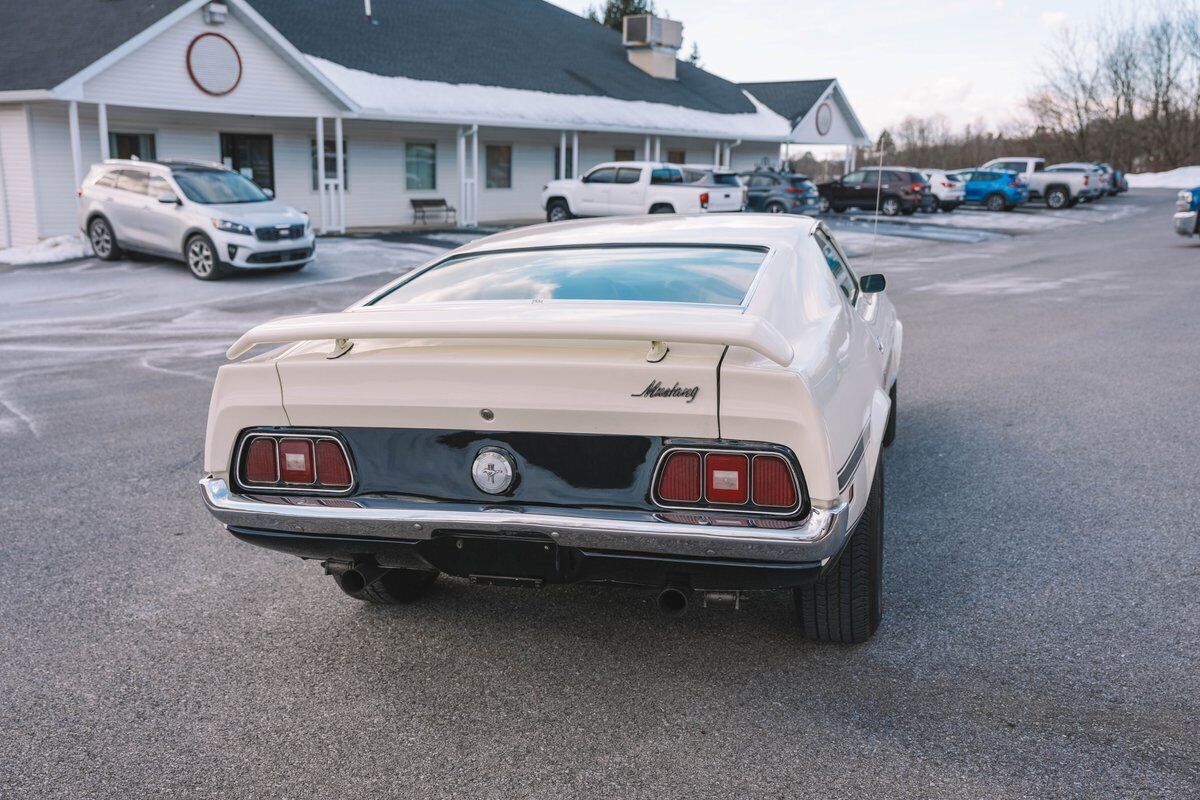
[{"x1": 0, "y1": 0, "x2": 869, "y2": 248}]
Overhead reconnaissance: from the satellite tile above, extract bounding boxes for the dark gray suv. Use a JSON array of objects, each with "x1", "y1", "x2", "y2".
[{"x1": 738, "y1": 169, "x2": 821, "y2": 215}]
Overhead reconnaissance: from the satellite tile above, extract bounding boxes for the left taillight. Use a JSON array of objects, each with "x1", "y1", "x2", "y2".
[
  {"x1": 237, "y1": 432, "x2": 354, "y2": 493},
  {"x1": 699, "y1": 191, "x2": 710, "y2": 209}
]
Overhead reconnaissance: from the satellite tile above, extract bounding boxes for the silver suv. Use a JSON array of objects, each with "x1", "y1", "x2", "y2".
[{"x1": 78, "y1": 159, "x2": 314, "y2": 280}]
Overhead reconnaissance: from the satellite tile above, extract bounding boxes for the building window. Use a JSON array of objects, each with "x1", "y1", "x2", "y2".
[
  {"x1": 667, "y1": 149, "x2": 686, "y2": 163},
  {"x1": 311, "y1": 139, "x2": 349, "y2": 191},
  {"x1": 554, "y1": 146, "x2": 574, "y2": 180},
  {"x1": 109, "y1": 132, "x2": 156, "y2": 160},
  {"x1": 486, "y1": 145, "x2": 512, "y2": 188},
  {"x1": 219, "y1": 133, "x2": 274, "y2": 192},
  {"x1": 406, "y1": 142, "x2": 436, "y2": 190},
  {"x1": 614, "y1": 148, "x2": 635, "y2": 162}
]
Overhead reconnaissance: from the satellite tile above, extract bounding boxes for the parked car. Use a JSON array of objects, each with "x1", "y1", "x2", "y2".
[
  {"x1": 1173, "y1": 186, "x2": 1200, "y2": 237},
  {"x1": 738, "y1": 168, "x2": 820, "y2": 215},
  {"x1": 1092, "y1": 163, "x2": 1124, "y2": 196},
  {"x1": 1045, "y1": 162, "x2": 1106, "y2": 201},
  {"x1": 981, "y1": 157, "x2": 1084, "y2": 209},
  {"x1": 946, "y1": 169, "x2": 1028, "y2": 211},
  {"x1": 78, "y1": 159, "x2": 314, "y2": 280},
  {"x1": 542, "y1": 162, "x2": 719, "y2": 221},
  {"x1": 818, "y1": 167, "x2": 927, "y2": 216},
  {"x1": 679, "y1": 166, "x2": 746, "y2": 212},
  {"x1": 920, "y1": 169, "x2": 965, "y2": 212},
  {"x1": 202, "y1": 215, "x2": 902, "y2": 642}
]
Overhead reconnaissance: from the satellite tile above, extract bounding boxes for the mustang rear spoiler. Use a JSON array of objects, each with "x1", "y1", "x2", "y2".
[{"x1": 225, "y1": 305, "x2": 795, "y2": 366}]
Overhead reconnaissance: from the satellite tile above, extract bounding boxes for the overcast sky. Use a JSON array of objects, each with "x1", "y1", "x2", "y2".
[{"x1": 545, "y1": 0, "x2": 1111, "y2": 137}]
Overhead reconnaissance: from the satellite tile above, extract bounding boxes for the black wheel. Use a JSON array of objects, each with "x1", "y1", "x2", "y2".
[
  {"x1": 185, "y1": 234, "x2": 227, "y2": 281},
  {"x1": 818, "y1": 196, "x2": 831, "y2": 214},
  {"x1": 335, "y1": 567, "x2": 439, "y2": 604},
  {"x1": 649, "y1": 203, "x2": 675, "y2": 214},
  {"x1": 883, "y1": 382, "x2": 897, "y2": 448},
  {"x1": 766, "y1": 201, "x2": 787, "y2": 214},
  {"x1": 940, "y1": 202, "x2": 957, "y2": 213},
  {"x1": 900, "y1": 206, "x2": 916, "y2": 216},
  {"x1": 1066, "y1": 197, "x2": 1080, "y2": 208},
  {"x1": 832, "y1": 205, "x2": 846, "y2": 214},
  {"x1": 545, "y1": 199, "x2": 572, "y2": 222},
  {"x1": 794, "y1": 455, "x2": 883, "y2": 643},
  {"x1": 880, "y1": 196, "x2": 901, "y2": 217},
  {"x1": 88, "y1": 217, "x2": 122, "y2": 261},
  {"x1": 1045, "y1": 188, "x2": 1069, "y2": 209},
  {"x1": 985, "y1": 193, "x2": 1006, "y2": 212}
]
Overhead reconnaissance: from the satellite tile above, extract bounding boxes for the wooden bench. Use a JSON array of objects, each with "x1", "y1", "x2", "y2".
[{"x1": 410, "y1": 198, "x2": 457, "y2": 225}]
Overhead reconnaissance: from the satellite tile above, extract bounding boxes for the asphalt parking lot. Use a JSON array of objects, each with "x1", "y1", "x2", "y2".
[{"x1": 1, "y1": 191, "x2": 1197, "y2": 798}]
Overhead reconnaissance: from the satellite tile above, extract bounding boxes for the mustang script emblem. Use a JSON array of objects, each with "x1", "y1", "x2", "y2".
[
  {"x1": 631, "y1": 380, "x2": 700, "y2": 404},
  {"x1": 471, "y1": 448, "x2": 516, "y2": 494}
]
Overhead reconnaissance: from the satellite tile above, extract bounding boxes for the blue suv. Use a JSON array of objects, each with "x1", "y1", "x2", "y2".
[{"x1": 948, "y1": 169, "x2": 1029, "y2": 211}]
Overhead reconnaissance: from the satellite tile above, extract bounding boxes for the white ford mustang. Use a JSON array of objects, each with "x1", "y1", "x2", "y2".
[{"x1": 201, "y1": 215, "x2": 901, "y2": 643}]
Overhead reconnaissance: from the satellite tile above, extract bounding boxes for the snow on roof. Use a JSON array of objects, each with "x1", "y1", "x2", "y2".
[{"x1": 309, "y1": 56, "x2": 792, "y2": 141}]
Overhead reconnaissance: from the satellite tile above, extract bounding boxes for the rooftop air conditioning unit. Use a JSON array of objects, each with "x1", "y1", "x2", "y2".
[{"x1": 622, "y1": 14, "x2": 683, "y2": 80}]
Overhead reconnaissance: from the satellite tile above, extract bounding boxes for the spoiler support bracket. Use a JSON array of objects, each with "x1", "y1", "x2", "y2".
[{"x1": 327, "y1": 337, "x2": 354, "y2": 360}]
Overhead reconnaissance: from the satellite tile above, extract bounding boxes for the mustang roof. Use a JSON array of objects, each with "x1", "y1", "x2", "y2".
[{"x1": 448, "y1": 215, "x2": 818, "y2": 256}]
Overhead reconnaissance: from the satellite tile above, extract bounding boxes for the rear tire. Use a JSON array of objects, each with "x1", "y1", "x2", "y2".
[
  {"x1": 766, "y1": 201, "x2": 787, "y2": 214},
  {"x1": 185, "y1": 234, "x2": 227, "y2": 281},
  {"x1": 649, "y1": 203, "x2": 675, "y2": 214},
  {"x1": 336, "y1": 568, "x2": 439, "y2": 604},
  {"x1": 940, "y1": 202, "x2": 957, "y2": 213},
  {"x1": 880, "y1": 196, "x2": 901, "y2": 217},
  {"x1": 88, "y1": 217, "x2": 122, "y2": 261},
  {"x1": 1045, "y1": 187, "x2": 1069, "y2": 209},
  {"x1": 900, "y1": 206, "x2": 917, "y2": 216},
  {"x1": 794, "y1": 456, "x2": 883, "y2": 643},
  {"x1": 985, "y1": 193, "x2": 1006, "y2": 212},
  {"x1": 819, "y1": 197, "x2": 831, "y2": 214}
]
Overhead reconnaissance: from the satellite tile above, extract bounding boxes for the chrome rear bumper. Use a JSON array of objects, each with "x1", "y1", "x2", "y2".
[
  {"x1": 200, "y1": 478, "x2": 850, "y2": 564},
  {"x1": 1173, "y1": 211, "x2": 1197, "y2": 237}
]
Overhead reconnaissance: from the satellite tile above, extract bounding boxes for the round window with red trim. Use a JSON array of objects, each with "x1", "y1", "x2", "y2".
[{"x1": 186, "y1": 32, "x2": 242, "y2": 96}]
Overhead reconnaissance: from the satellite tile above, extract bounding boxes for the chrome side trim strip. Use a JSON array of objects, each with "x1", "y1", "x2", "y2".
[
  {"x1": 837, "y1": 423, "x2": 869, "y2": 492},
  {"x1": 200, "y1": 478, "x2": 850, "y2": 563}
]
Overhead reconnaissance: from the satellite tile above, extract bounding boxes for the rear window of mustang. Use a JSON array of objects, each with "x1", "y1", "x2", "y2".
[{"x1": 370, "y1": 246, "x2": 768, "y2": 306}]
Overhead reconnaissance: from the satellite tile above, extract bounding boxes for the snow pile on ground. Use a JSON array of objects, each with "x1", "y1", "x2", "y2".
[
  {"x1": 308, "y1": 56, "x2": 791, "y2": 140},
  {"x1": 1126, "y1": 166, "x2": 1200, "y2": 189},
  {"x1": 0, "y1": 235, "x2": 91, "y2": 266}
]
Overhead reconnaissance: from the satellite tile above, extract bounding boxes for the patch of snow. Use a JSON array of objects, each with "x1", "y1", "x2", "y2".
[
  {"x1": 0, "y1": 235, "x2": 91, "y2": 266},
  {"x1": 1126, "y1": 167, "x2": 1200, "y2": 189},
  {"x1": 308, "y1": 56, "x2": 791, "y2": 140}
]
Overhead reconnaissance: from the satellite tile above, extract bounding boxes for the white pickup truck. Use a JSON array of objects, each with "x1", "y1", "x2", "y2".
[
  {"x1": 980, "y1": 157, "x2": 1098, "y2": 209},
  {"x1": 541, "y1": 161, "x2": 742, "y2": 221}
]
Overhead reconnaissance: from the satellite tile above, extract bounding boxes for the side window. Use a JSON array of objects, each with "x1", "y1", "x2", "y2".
[
  {"x1": 116, "y1": 169, "x2": 149, "y2": 194},
  {"x1": 747, "y1": 175, "x2": 769, "y2": 188},
  {"x1": 813, "y1": 228, "x2": 857, "y2": 303},
  {"x1": 94, "y1": 171, "x2": 118, "y2": 188},
  {"x1": 842, "y1": 171, "x2": 865, "y2": 184},
  {"x1": 650, "y1": 168, "x2": 683, "y2": 184},
  {"x1": 147, "y1": 175, "x2": 172, "y2": 198},
  {"x1": 615, "y1": 167, "x2": 642, "y2": 184},
  {"x1": 583, "y1": 167, "x2": 616, "y2": 184}
]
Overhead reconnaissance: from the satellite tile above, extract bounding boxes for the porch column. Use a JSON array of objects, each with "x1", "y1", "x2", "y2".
[
  {"x1": 470, "y1": 125, "x2": 480, "y2": 227},
  {"x1": 844, "y1": 144, "x2": 856, "y2": 173},
  {"x1": 653, "y1": 135, "x2": 661, "y2": 161},
  {"x1": 643, "y1": 135, "x2": 651, "y2": 160},
  {"x1": 457, "y1": 126, "x2": 467, "y2": 224},
  {"x1": 97, "y1": 103, "x2": 110, "y2": 161},
  {"x1": 334, "y1": 116, "x2": 345, "y2": 233},
  {"x1": 571, "y1": 131, "x2": 579, "y2": 179},
  {"x1": 67, "y1": 100, "x2": 83, "y2": 190},
  {"x1": 315, "y1": 117, "x2": 326, "y2": 234},
  {"x1": 713, "y1": 141, "x2": 721, "y2": 167},
  {"x1": 558, "y1": 130, "x2": 566, "y2": 179}
]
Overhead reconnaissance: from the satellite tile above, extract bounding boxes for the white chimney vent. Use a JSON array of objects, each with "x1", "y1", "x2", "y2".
[
  {"x1": 622, "y1": 14, "x2": 683, "y2": 80},
  {"x1": 202, "y1": 2, "x2": 228, "y2": 25}
]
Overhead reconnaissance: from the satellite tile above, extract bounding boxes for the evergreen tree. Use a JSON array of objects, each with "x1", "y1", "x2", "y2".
[{"x1": 586, "y1": 0, "x2": 657, "y2": 31}]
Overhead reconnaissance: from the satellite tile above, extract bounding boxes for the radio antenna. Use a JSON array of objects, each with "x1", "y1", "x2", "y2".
[{"x1": 871, "y1": 144, "x2": 884, "y2": 261}]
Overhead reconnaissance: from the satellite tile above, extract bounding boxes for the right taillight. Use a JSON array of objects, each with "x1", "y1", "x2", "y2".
[{"x1": 653, "y1": 448, "x2": 801, "y2": 513}]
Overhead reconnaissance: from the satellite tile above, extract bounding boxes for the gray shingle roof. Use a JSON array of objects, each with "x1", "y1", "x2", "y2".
[
  {"x1": 1, "y1": 0, "x2": 756, "y2": 116},
  {"x1": 0, "y1": 0, "x2": 189, "y2": 91},
  {"x1": 738, "y1": 79, "x2": 836, "y2": 125}
]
